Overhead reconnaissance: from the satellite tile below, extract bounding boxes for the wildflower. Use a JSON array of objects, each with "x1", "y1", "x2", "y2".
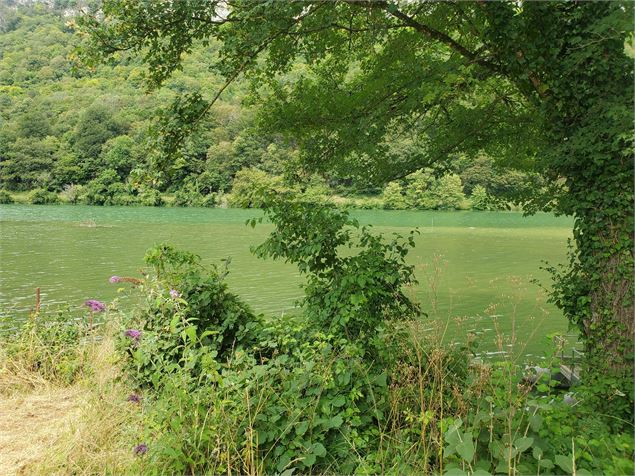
[
  {"x1": 133, "y1": 443, "x2": 148, "y2": 456},
  {"x1": 125, "y1": 329, "x2": 141, "y2": 342},
  {"x1": 169, "y1": 289, "x2": 181, "y2": 299},
  {"x1": 127, "y1": 393, "x2": 141, "y2": 404},
  {"x1": 84, "y1": 299, "x2": 106, "y2": 312},
  {"x1": 109, "y1": 275, "x2": 122, "y2": 283}
]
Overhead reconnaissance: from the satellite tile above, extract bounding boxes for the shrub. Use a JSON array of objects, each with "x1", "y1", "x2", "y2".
[
  {"x1": 2, "y1": 309, "x2": 88, "y2": 385},
  {"x1": 253, "y1": 196, "x2": 420, "y2": 356},
  {"x1": 172, "y1": 189, "x2": 197, "y2": 207},
  {"x1": 29, "y1": 188, "x2": 59, "y2": 204},
  {"x1": 117, "y1": 197, "x2": 426, "y2": 473},
  {"x1": 0, "y1": 190, "x2": 14, "y2": 204},
  {"x1": 80, "y1": 169, "x2": 120, "y2": 205},
  {"x1": 352, "y1": 196, "x2": 384, "y2": 209},
  {"x1": 404, "y1": 170, "x2": 467, "y2": 210},
  {"x1": 78, "y1": 169, "x2": 154, "y2": 206},
  {"x1": 105, "y1": 182, "x2": 138, "y2": 206},
  {"x1": 382, "y1": 182, "x2": 407, "y2": 209},
  {"x1": 439, "y1": 357, "x2": 635, "y2": 476},
  {"x1": 109, "y1": 191, "x2": 139, "y2": 206},
  {"x1": 404, "y1": 170, "x2": 435, "y2": 209},
  {"x1": 428, "y1": 174, "x2": 466, "y2": 210},
  {"x1": 137, "y1": 188, "x2": 163, "y2": 207},
  {"x1": 123, "y1": 244, "x2": 263, "y2": 387},
  {"x1": 228, "y1": 168, "x2": 289, "y2": 208},
  {"x1": 470, "y1": 184, "x2": 490, "y2": 210},
  {"x1": 172, "y1": 182, "x2": 217, "y2": 207},
  {"x1": 59, "y1": 184, "x2": 84, "y2": 204},
  {"x1": 299, "y1": 176, "x2": 330, "y2": 203},
  {"x1": 114, "y1": 196, "x2": 634, "y2": 476}
]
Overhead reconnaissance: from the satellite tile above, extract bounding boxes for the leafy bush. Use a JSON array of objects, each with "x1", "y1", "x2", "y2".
[
  {"x1": 405, "y1": 171, "x2": 466, "y2": 210},
  {"x1": 439, "y1": 358, "x2": 635, "y2": 476},
  {"x1": 0, "y1": 189, "x2": 14, "y2": 204},
  {"x1": 382, "y1": 182, "x2": 407, "y2": 209},
  {"x1": 299, "y1": 176, "x2": 330, "y2": 204},
  {"x1": 228, "y1": 168, "x2": 289, "y2": 208},
  {"x1": 59, "y1": 184, "x2": 85, "y2": 204},
  {"x1": 29, "y1": 188, "x2": 59, "y2": 204},
  {"x1": 80, "y1": 169, "x2": 127, "y2": 205},
  {"x1": 114, "y1": 197, "x2": 634, "y2": 475},
  {"x1": 78, "y1": 169, "x2": 165, "y2": 206},
  {"x1": 117, "y1": 197, "x2": 426, "y2": 473},
  {"x1": 172, "y1": 181, "x2": 217, "y2": 207},
  {"x1": 123, "y1": 244, "x2": 263, "y2": 387},
  {"x1": 470, "y1": 184, "x2": 491, "y2": 210},
  {"x1": 351, "y1": 196, "x2": 384, "y2": 209},
  {"x1": 253, "y1": 196, "x2": 420, "y2": 354},
  {"x1": 137, "y1": 188, "x2": 164, "y2": 207}
]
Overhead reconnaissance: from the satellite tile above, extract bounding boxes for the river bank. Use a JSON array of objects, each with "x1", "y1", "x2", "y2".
[{"x1": 0, "y1": 295, "x2": 630, "y2": 475}]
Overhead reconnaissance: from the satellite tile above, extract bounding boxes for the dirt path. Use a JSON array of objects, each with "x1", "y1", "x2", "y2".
[{"x1": 0, "y1": 387, "x2": 81, "y2": 475}]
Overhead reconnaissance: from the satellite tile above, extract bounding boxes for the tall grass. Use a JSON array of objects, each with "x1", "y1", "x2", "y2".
[{"x1": 0, "y1": 312, "x2": 142, "y2": 475}]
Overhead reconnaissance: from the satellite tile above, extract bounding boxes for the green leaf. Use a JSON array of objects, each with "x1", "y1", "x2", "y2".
[
  {"x1": 539, "y1": 458, "x2": 554, "y2": 470},
  {"x1": 181, "y1": 325, "x2": 197, "y2": 343},
  {"x1": 555, "y1": 454, "x2": 573, "y2": 474},
  {"x1": 302, "y1": 453, "x2": 316, "y2": 467},
  {"x1": 331, "y1": 395, "x2": 346, "y2": 407},
  {"x1": 455, "y1": 433, "x2": 475, "y2": 462},
  {"x1": 311, "y1": 442, "x2": 326, "y2": 457},
  {"x1": 514, "y1": 436, "x2": 534, "y2": 453},
  {"x1": 328, "y1": 415, "x2": 343, "y2": 429},
  {"x1": 373, "y1": 372, "x2": 388, "y2": 387},
  {"x1": 443, "y1": 468, "x2": 467, "y2": 476},
  {"x1": 528, "y1": 414, "x2": 543, "y2": 431},
  {"x1": 296, "y1": 421, "x2": 309, "y2": 436},
  {"x1": 494, "y1": 461, "x2": 510, "y2": 474}
]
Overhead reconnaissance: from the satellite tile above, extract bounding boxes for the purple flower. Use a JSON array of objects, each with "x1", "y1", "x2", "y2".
[
  {"x1": 127, "y1": 393, "x2": 141, "y2": 404},
  {"x1": 133, "y1": 443, "x2": 148, "y2": 456},
  {"x1": 169, "y1": 289, "x2": 181, "y2": 299},
  {"x1": 109, "y1": 276, "x2": 122, "y2": 283},
  {"x1": 125, "y1": 329, "x2": 141, "y2": 342},
  {"x1": 84, "y1": 299, "x2": 106, "y2": 312}
]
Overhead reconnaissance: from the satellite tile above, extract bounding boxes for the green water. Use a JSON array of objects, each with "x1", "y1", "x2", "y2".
[{"x1": 0, "y1": 205, "x2": 574, "y2": 356}]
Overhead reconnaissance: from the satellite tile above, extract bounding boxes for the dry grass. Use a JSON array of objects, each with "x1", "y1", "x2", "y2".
[
  {"x1": 0, "y1": 386, "x2": 81, "y2": 475},
  {"x1": 0, "y1": 330, "x2": 142, "y2": 475}
]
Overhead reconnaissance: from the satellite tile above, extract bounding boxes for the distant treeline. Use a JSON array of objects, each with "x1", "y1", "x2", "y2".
[{"x1": 0, "y1": 4, "x2": 541, "y2": 210}]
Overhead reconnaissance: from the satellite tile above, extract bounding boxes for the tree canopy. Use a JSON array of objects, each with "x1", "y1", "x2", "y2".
[
  {"x1": 1, "y1": 3, "x2": 536, "y2": 211},
  {"x1": 78, "y1": 0, "x2": 634, "y2": 416}
]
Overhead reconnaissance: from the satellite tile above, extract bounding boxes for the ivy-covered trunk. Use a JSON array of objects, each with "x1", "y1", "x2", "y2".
[
  {"x1": 578, "y1": 209, "x2": 634, "y2": 370},
  {"x1": 564, "y1": 166, "x2": 634, "y2": 417}
]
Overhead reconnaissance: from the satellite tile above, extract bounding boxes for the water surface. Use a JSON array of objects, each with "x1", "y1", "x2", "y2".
[{"x1": 0, "y1": 205, "x2": 574, "y2": 356}]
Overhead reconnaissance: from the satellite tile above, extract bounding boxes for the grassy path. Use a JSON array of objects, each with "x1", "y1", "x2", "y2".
[{"x1": 0, "y1": 387, "x2": 81, "y2": 475}]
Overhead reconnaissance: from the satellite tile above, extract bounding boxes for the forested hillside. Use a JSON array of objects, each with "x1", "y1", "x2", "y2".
[{"x1": 0, "y1": 3, "x2": 538, "y2": 209}]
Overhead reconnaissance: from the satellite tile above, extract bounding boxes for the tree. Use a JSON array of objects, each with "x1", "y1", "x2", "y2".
[
  {"x1": 228, "y1": 168, "x2": 287, "y2": 208},
  {"x1": 100, "y1": 135, "x2": 137, "y2": 179},
  {"x1": 382, "y1": 181, "x2": 407, "y2": 210},
  {"x1": 470, "y1": 185, "x2": 490, "y2": 211},
  {"x1": 71, "y1": 104, "x2": 126, "y2": 169},
  {"x1": 0, "y1": 136, "x2": 60, "y2": 190},
  {"x1": 78, "y1": 0, "x2": 634, "y2": 412}
]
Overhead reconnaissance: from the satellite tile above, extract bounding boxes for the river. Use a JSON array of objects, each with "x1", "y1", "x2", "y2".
[{"x1": 0, "y1": 204, "x2": 574, "y2": 357}]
